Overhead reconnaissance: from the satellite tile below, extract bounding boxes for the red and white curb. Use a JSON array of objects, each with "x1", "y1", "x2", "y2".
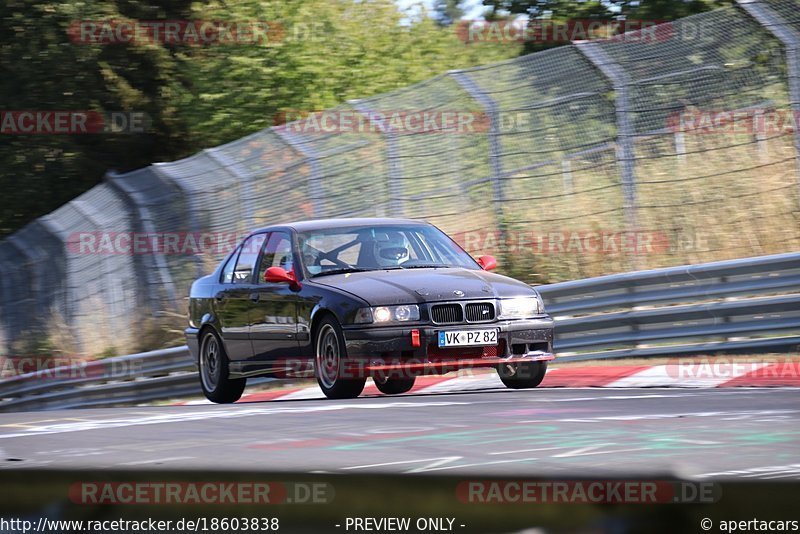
[{"x1": 176, "y1": 361, "x2": 800, "y2": 405}]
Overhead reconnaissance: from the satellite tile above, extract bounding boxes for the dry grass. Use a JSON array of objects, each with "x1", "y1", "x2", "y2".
[{"x1": 491, "y1": 131, "x2": 800, "y2": 284}]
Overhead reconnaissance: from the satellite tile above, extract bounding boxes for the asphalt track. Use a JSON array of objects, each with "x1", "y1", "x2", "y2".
[{"x1": 0, "y1": 387, "x2": 798, "y2": 479}]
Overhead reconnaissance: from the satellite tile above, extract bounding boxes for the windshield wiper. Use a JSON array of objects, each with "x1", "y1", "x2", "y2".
[
  {"x1": 400, "y1": 264, "x2": 451, "y2": 269},
  {"x1": 312, "y1": 267, "x2": 374, "y2": 277}
]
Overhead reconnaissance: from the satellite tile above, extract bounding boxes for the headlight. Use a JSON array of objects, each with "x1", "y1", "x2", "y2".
[
  {"x1": 498, "y1": 296, "x2": 541, "y2": 319},
  {"x1": 354, "y1": 305, "x2": 420, "y2": 324}
]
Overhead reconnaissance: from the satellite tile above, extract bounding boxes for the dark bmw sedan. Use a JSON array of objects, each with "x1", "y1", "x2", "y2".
[{"x1": 185, "y1": 218, "x2": 554, "y2": 402}]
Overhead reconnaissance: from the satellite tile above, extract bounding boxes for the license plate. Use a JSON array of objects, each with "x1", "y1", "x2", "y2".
[{"x1": 438, "y1": 329, "x2": 498, "y2": 348}]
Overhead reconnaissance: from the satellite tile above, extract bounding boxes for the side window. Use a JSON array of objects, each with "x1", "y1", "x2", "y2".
[
  {"x1": 233, "y1": 233, "x2": 267, "y2": 284},
  {"x1": 259, "y1": 231, "x2": 295, "y2": 283},
  {"x1": 220, "y1": 246, "x2": 241, "y2": 284}
]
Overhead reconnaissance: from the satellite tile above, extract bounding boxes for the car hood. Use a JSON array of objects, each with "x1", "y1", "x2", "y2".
[{"x1": 309, "y1": 268, "x2": 537, "y2": 306}]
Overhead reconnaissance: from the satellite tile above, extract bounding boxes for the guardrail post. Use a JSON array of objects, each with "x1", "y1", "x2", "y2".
[
  {"x1": 450, "y1": 71, "x2": 508, "y2": 254},
  {"x1": 738, "y1": 0, "x2": 800, "y2": 200},
  {"x1": 274, "y1": 128, "x2": 326, "y2": 217},
  {"x1": 575, "y1": 42, "x2": 639, "y2": 235},
  {"x1": 349, "y1": 100, "x2": 404, "y2": 217}
]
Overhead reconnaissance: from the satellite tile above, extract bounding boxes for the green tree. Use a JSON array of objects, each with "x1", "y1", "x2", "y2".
[
  {"x1": 0, "y1": 0, "x2": 520, "y2": 236},
  {"x1": 181, "y1": 0, "x2": 519, "y2": 147},
  {"x1": 0, "y1": 0, "x2": 198, "y2": 235},
  {"x1": 434, "y1": 0, "x2": 465, "y2": 26},
  {"x1": 480, "y1": 0, "x2": 732, "y2": 53}
]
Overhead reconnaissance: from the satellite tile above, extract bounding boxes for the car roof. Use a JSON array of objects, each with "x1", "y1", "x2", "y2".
[{"x1": 250, "y1": 217, "x2": 432, "y2": 234}]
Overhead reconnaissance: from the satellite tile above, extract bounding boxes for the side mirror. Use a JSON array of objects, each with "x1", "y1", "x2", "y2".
[
  {"x1": 265, "y1": 267, "x2": 301, "y2": 289},
  {"x1": 477, "y1": 255, "x2": 497, "y2": 271}
]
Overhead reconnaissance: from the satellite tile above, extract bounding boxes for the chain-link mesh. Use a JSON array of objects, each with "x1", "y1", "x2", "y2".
[
  {"x1": 594, "y1": 5, "x2": 800, "y2": 269},
  {"x1": 1, "y1": 3, "x2": 799, "y2": 355},
  {"x1": 213, "y1": 129, "x2": 307, "y2": 230},
  {"x1": 455, "y1": 46, "x2": 623, "y2": 281},
  {"x1": 275, "y1": 103, "x2": 390, "y2": 220},
  {"x1": 356, "y1": 74, "x2": 498, "y2": 235},
  {"x1": 108, "y1": 166, "x2": 193, "y2": 317},
  {"x1": 44, "y1": 184, "x2": 140, "y2": 353}
]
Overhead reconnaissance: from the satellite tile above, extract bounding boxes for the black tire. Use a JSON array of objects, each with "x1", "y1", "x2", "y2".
[
  {"x1": 497, "y1": 361, "x2": 548, "y2": 389},
  {"x1": 314, "y1": 315, "x2": 366, "y2": 399},
  {"x1": 374, "y1": 375, "x2": 416, "y2": 395},
  {"x1": 199, "y1": 328, "x2": 246, "y2": 403}
]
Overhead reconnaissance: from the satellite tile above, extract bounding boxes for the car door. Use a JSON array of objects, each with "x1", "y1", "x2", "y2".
[
  {"x1": 214, "y1": 233, "x2": 267, "y2": 362},
  {"x1": 249, "y1": 231, "x2": 301, "y2": 367}
]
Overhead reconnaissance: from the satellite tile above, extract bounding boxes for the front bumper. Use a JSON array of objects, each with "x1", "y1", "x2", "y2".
[{"x1": 342, "y1": 316, "x2": 554, "y2": 376}]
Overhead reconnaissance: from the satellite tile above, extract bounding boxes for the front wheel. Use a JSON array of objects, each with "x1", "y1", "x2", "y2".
[
  {"x1": 199, "y1": 329, "x2": 246, "y2": 403},
  {"x1": 315, "y1": 316, "x2": 366, "y2": 399},
  {"x1": 497, "y1": 361, "x2": 547, "y2": 389},
  {"x1": 374, "y1": 375, "x2": 416, "y2": 395}
]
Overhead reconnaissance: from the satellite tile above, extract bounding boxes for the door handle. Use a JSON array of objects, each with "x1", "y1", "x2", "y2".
[{"x1": 249, "y1": 292, "x2": 260, "y2": 302}]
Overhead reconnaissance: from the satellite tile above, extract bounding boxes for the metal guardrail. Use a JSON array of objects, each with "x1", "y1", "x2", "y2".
[
  {"x1": 0, "y1": 347, "x2": 196, "y2": 412},
  {"x1": 0, "y1": 251, "x2": 798, "y2": 411},
  {"x1": 539, "y1": 251, "x2": 800, "y2": 362},
  {"x1": 4, "y1": 3, "x2": 800, "y2": 357}
]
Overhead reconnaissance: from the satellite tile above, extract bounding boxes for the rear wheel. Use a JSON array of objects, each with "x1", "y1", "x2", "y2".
[
  {"x1": 497, "y1": 361, "x2": 547, "y2": 389},
  {"x1": 199, "y1": 329, "x2": 246, "y2": 403},
  {"x1": 315, "y1": 316, "x2": 366, "y2": 399},
  {"x1": 374, "y1": 375, "x2": 416, "y2": 395}
]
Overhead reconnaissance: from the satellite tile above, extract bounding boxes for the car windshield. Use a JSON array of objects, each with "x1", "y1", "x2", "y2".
[{"x1": 296, "y1": 224, "x2": 479, "y2": 277}]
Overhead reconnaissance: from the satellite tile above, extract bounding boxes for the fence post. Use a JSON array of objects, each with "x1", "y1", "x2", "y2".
[
  {"x1": 4, "y1": 233, "x2": 41, "y2": 343},
  {"x1": 274, "y1": 128, "x2": 325, "y2": 217},
  {"x1": 105, "y1": 171, "x2": 179, "y2": 311},
  {"x1": 561, "y1": 159, "x2": 574, "y2": 195},
  {"x1": 151, "y1": 164, "x2": 205, "y2": 280},
  {"x1": 449, "y1": 71, "x2": 508, "y2": 252},
  {"x1": 36, "y1": 215, "x2": 82, "y2": 349},
  {"x1": 7, "y1": 222, "x2": 63, "y2": 335},
  {"x1": 0, "y1": 249, "x2": 17, "y2": 349},
  {"x1": 575, "y1": 42, "x2": 639, "y2": 235},
  {"x1": 29, "y1": 219, "x2": 66, "y2": 313},
  {"x1": 738, "y1": 0, "x2": 800, "y2": 199},
  {"x1": 204, "y1": 147, "x2": 256, "y2": 229},
  {"x1": 68, "y1": 199, "x2": 122, "y2": 316},
  {"x1": 674, "y1": 130, "x2": 687, "y2": 164},
  {"x1": 349, "y1": 99, "x2": 404, "y2": 217}
]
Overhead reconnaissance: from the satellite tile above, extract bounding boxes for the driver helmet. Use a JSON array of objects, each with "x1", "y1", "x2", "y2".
[{"x1": 374, "y1": 231, "x2": 409, "y2": 267}]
